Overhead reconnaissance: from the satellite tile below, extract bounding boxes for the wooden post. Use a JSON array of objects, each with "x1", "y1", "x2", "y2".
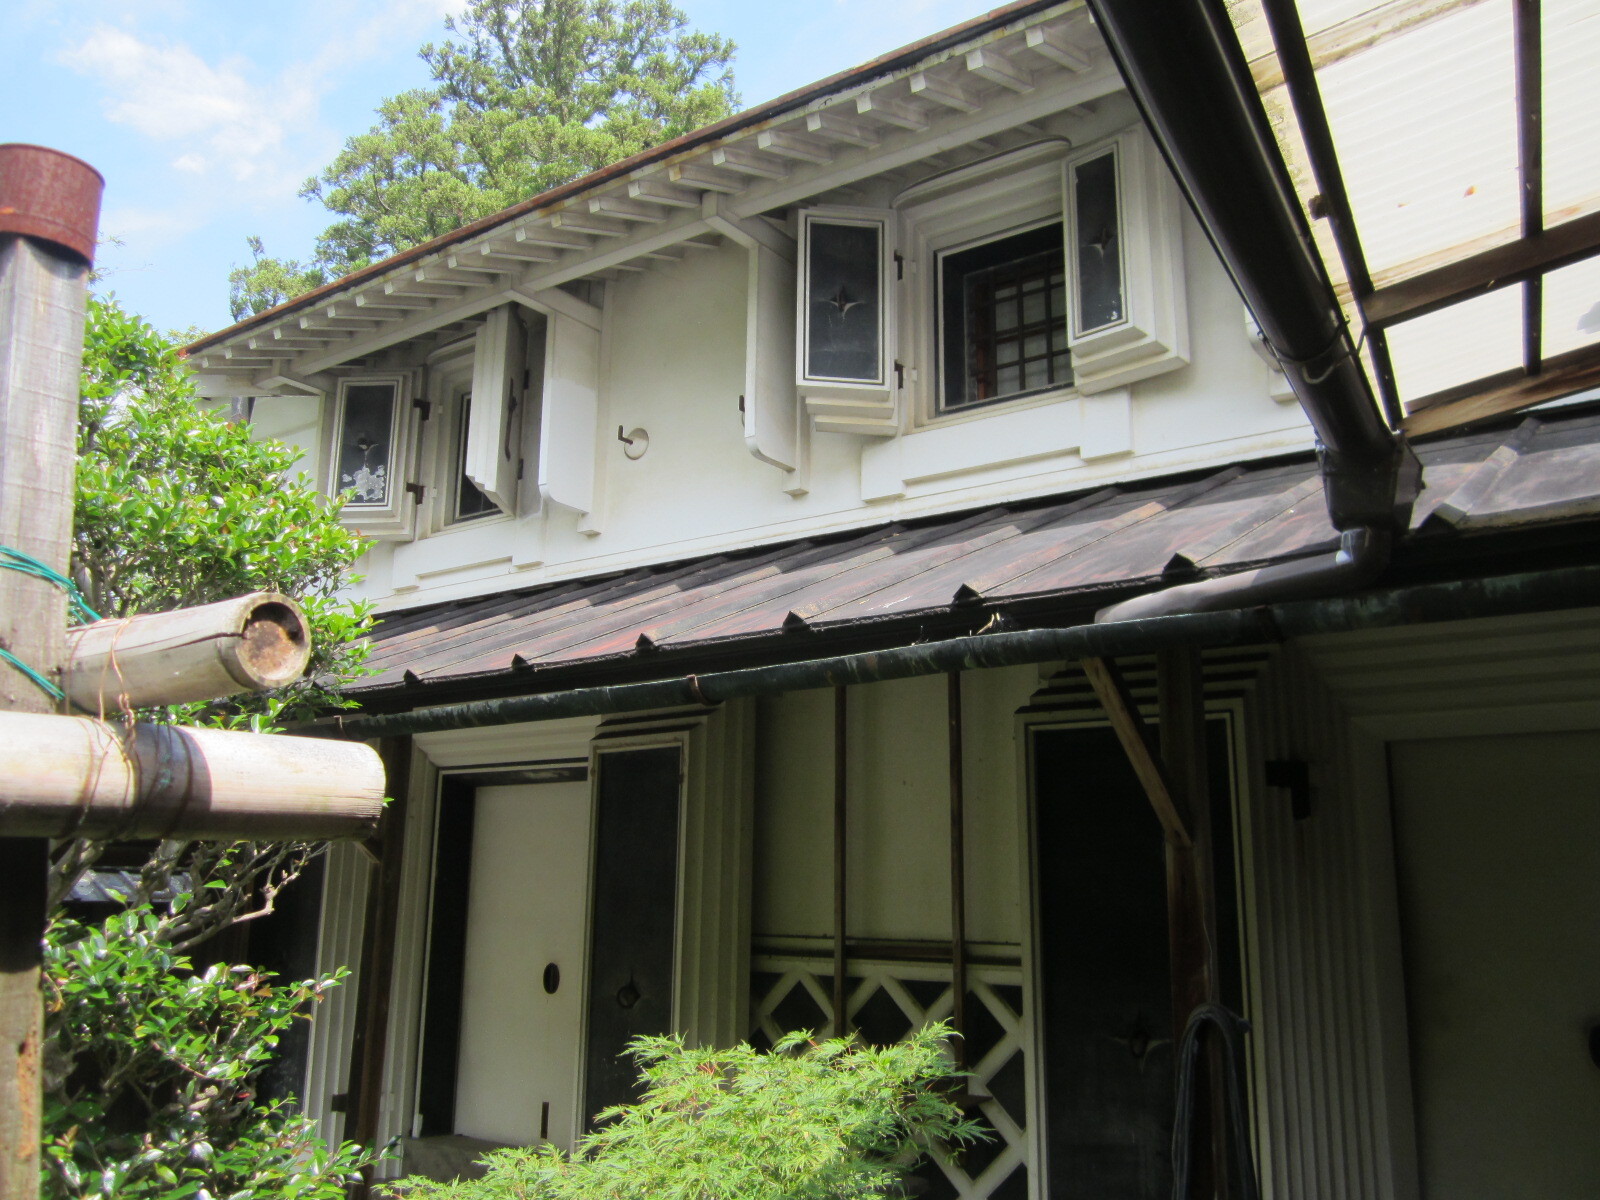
[
  {"x1": 1078, "y1": 657, "x2": 1191, "y2": 846},
  {"x1": 832, "y1": 685, "x2": 848, "y2": 1038},
  {"x1": 0, "y1": 143, "x2": 102, "y2": 1200},
  {"x1": 345, "y1": 737, "x2": 413, "y2": 1200},
  {"x1": 1082, "y1": 652, "x2": 1223, "y2": 1197},
  {"x1": 947, "y1": 672, "x2": 968, "y2": 1070},
  {"x1": 1157, "y1": 648, "x2": 1222, "y2": 1199}
]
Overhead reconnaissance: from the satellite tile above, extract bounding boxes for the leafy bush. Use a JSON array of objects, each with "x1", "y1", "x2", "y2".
[
  {"x1": 388, "y1": 1025, "x2": 982, "y2": 1200},
  {"x1": 42, "y1": 904, "x2": 375, "y2": 1199},
  {"x1": 75, "y1": 295, "x2": 374, "y2": 730}
]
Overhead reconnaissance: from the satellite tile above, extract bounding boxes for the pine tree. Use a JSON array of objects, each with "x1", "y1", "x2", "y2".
[{"x1": 231, "y1": 0, "x2": 736, "y2": 319}]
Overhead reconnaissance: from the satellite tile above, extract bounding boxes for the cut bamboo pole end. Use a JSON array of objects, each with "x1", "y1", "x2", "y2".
[
  {"x1": 0, "y1": 712, "x2": 384, "y2": 841},
  {"x1": 64, "y1": 592, "x2": 312, "y2": 712}
]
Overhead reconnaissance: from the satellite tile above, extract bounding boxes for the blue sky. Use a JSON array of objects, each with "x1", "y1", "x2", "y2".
[{"x1": 3, "y1": 0, "x2": 984, "y2": 337}]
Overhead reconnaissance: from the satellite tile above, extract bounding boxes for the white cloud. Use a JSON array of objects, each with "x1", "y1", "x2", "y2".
[
  {"x1": 65, "y1": 25, "x2": 314, "y2": 189},
  {"x1": 99, "y1": 203, "x2": 195, "y2": 244},
  {"x1": 61, "y1": 0, "x2": 457, "y2": 196}
]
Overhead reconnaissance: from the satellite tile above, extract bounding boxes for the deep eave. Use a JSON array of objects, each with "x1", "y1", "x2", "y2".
[{"x1": 184, "y1": 0, "x2": 1076, "y2": 358}]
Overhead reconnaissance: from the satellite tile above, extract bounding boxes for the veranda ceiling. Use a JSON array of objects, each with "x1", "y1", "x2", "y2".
[{"x1": 1227, "y1": 0, "x2": 1600, "y2": 436}]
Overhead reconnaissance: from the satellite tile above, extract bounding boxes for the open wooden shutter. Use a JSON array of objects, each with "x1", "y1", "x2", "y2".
[
  {"x1": 465, "y1": 305, "x2": 527, "y2": 515},
  {"x1": 796, "y1": 206, "x2": 898, "y2": 435},
  {"x1": 537, "y1": 309, "x2": 602, "y2": 521}
]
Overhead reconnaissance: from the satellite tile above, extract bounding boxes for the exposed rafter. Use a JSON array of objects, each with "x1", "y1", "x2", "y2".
[{"x1": 187, "y1": 5, "x2": 1115, "y2": 390}]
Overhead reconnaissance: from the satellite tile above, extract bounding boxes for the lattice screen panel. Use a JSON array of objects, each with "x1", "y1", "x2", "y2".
[{"x1": 751, "y1": 955, "x2": 1030, "y2": 1200}]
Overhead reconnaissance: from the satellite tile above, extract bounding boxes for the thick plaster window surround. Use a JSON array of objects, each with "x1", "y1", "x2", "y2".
[
  {"x1": 858, "y1": 135, "x2": 1182, "y2": 502},
  {"x1": 327, "y1": 372, "x2": 421, "y2": 541},
  {"x1": 896, "y1": 140, "x2": 1076, "y2": 428},
  {"x1": 385, "y1": 312, "x2": 554, "y2": 591},
  {"x1": 861, "y1": 386, "x2": 1131, "y2": 502},
  {"x1": 1060, "y1": 129, "x2": 1189, "y2": 391},
  {"x1": 391, "y1": 285, "x2": 605, "y2": 591},
  {"x1": 795, "y1": 205, "x2": 898, "y2": 436},
  {"x1": 427, "y1": 340, "x2": 489, "y2": 528}
]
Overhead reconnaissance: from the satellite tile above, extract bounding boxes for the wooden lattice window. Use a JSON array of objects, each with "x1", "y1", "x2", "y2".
[{"x1": 939, "y1": 223, "x2": 1070, "y2": 413}]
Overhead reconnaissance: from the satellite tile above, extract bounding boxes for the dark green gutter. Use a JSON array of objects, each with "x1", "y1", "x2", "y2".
[{"x1": 308, "y1": 563, "x2": 1600, "y2": 740}]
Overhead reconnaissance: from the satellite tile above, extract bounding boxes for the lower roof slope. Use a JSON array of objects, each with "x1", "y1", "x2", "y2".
[{"x1": 356, "y1": 405, "x2": 1600, "y2": 706}]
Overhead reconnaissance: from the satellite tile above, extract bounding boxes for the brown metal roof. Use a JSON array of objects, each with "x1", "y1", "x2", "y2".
[{"x1": 356, "y1": 406, "x2": 1600, "y2": 699}]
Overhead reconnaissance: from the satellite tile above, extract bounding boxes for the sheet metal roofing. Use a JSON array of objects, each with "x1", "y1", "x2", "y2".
[{"x1": 357, "y1": 407, "x2": 1600, "y2": 697}]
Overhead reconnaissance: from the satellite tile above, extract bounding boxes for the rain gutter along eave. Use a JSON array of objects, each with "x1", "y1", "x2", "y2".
[{"x1": 307, "y1": 561, "x2": 1600, "y2": 740}]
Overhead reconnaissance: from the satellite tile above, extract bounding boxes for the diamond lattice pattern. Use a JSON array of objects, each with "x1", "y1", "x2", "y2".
[{"x1": 752, "y1": 956, "x2": 1030, "y2": 1200}]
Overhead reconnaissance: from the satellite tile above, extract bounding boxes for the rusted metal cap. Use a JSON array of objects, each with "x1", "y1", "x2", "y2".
[{"x1": 0, "y1": 144, "x2": 105, "y2": 265}]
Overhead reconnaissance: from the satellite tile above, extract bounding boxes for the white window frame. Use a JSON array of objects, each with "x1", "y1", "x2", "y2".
[
  {"x1": 463, "y1": 304, "x2": 529, "y2": 516},
  {"x1": 795, "y1": 205, "x2": 898, "y2": 435},
  {"x1": 887, "y1": 130, "x2": 1188, "y2": 431},
  {"x1": 896, "y1": 141, "x2": 1076, "y2": 430},
  {"x1": 418, "y1": 338, "x2": 511, "y2": 536},
  {"x1": 326, "y1": 371, "x2": 420, "y2": 540},
  {"x1": 1060, "y1": 128, "x2": 1189, "y2": 393},
  {"x1": 932, "y1": 217, "x2": 1073, "y2": 416}
]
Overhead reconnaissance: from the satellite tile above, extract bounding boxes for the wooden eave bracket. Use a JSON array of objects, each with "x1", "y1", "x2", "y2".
[{"x1": 1079, "y1": 655, "x2": 1193, "y2": 847}]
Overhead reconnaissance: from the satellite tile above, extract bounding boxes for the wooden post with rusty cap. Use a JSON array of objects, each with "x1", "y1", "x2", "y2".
[
  {"x1": 1080, "y1": 652, "x2": 1223, "y2": 1197},
  {"x1": 0, "y1": 142, "x2": 103, "y2": 1200}
]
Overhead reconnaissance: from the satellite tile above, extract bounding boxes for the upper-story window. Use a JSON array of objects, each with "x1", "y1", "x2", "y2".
[
  {"x1": 334, "y1": 380, "x2": 401, "y2": 504},
  {"x1": 325, "y1": 303, "x2": 537, "y2": 541},
  {"x1": 938, "y1": 221, "x2": 1070, "y2": 412},
  {"x1": 451, "y1": 398, "x2": 500, "y2": 523},
  {"x1": 329, "y1": 373, "x2": 419, "y2": 538},
  {"x1": 794, "y1": 129, "x2": 1187, "y2": 437}
]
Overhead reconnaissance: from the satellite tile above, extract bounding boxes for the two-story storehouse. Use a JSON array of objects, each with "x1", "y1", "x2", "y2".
[{"x1": 185, "y1": 1, "x2": 1600, "y2": 1196}]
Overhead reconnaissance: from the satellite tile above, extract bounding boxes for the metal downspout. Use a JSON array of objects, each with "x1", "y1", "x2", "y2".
[
  {"x1": 1097, "y1": 528, "x2": 1389, "y2": 622},
  {"x1": 1082, "y1": 0, "x2": 1421, "y2": 622}
]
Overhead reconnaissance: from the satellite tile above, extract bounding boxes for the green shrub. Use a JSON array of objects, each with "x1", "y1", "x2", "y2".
[
  {"x1": 388, "y1": 1025, "x2": 982, "y2": 1200},
  {"x1": 42, "y1": 904, "x2": 375, "y2": 1199}
]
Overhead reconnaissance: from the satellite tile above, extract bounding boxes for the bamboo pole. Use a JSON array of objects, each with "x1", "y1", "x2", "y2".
[
  {"x1": 0, "y1": 143, "x2": 101, "y2": 1200},
  {"x1": 0, "y1": 712, "x2": 385, "y2": 841},
  {"x1": 64, "y1": 592, "x2": 312, "y2": 711}
]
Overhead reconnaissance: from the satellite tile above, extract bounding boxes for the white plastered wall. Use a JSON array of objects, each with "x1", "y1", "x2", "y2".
[{"x1": 266, "y1": 139, "x2": 1319, "y2": 612}]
